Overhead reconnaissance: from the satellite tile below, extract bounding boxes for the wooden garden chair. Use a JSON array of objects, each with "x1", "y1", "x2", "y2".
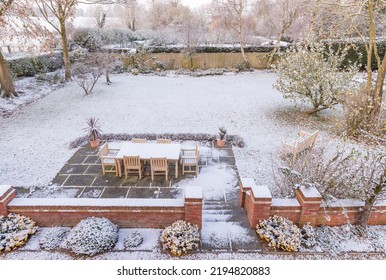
[
  {"x1": 99, "y1": 142, "x2": 119, "y2": 176},
  {"x1": 281, "y1": 130, "x2": 319, "y2": 163},
  {"x1": 123, "y1": 156, "x2": 144, "y2": 179},
  {"x1": 132, "y1": 138, "x2": 147, "y2": 143},
  {"x1": 181, "y1": 143, "x2": 199, "y2": 176},
  {"x1": 156, "y1": 138, "x2": 172, "y2": 144},
  {"x1": 150, "y1": 157, "x2": 169, "y2": 181}
]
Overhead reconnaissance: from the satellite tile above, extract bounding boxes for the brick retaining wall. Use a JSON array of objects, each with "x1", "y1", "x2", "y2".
[
  {"x1": 0, "y1": 186, "x2": 202, "y2": 229},
  {"x1": 239, "y1": 178, "x2": 386, "y2": 228}
]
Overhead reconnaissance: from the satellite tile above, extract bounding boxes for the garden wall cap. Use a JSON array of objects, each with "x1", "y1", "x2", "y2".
[
  {"x1": 272, "y1": 198, "x2": 300, "y2": 207},
  {"x1": 185, "y1": 186, "x2": 203, "y2": 199},
  {"x1": 299, "y1": 186, "x2": 322, "y2": 198},
  {"x1": 251, "y1": 185, "x2": 272, "y2": 199},
  {"x1": 0, "y1": 185, "x2": 13, "y2": 197},
  {"x1": 240, "y1": 177, "x2": 256, "y2": 189}
]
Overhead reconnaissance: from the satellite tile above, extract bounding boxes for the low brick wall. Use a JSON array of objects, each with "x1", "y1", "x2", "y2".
[
  {"x1": 0, "y1": 186, "x2": 202, "y2": 229},
  {"x1": 239, "y1": 178, "x2": 386, "y2": 228}
]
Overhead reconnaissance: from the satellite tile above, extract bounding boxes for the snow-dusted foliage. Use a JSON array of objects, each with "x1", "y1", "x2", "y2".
[
  {"x1": 161, "y1": 220, "x2": 200, "y2": 256},
  {"x1": 300, "y1": 224, "x2": 316, "y2": 248},
  {"x1": 39, "y1": 227, "x2": 68, "y2": 251},
  {"x1": 256, "y1": 215, "x2": 301, "y2": 252},
  {"x1": 124, "y1": 231, "x2": 143, "y2": 249},
  {"x1": 66, "y1": 217, "x2": 118, "y2": 256},
  {"x1": 0, "y1": 213, "x2": 38, "y2": 252},
  {"x1": 274, "y1": 34, "x2": 359, "y2": 113}
]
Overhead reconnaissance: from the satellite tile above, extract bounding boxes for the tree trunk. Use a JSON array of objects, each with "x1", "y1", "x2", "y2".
[
  {"x1": 359, "y1": 198, "x2": 375, "y2": 226},
  {"x1": 240, "y1": 40, "x2": 249, "y2": 68},
  {"x1": 105, "y1": 68, "x2": 111, "y2": 85},
  {"x1": 0, "y1": 49, "x2": 17, "y2": 98},
  {"x1": 59, "y1": 18, "x2": 71, "y2": 81}
]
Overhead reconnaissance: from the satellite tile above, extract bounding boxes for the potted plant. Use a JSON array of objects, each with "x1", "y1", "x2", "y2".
[
  {"x1": 83, "y1": 117, "x2": 102, "y2": 148},
  {"x1": 216, "y1": 127, "x2": 227, "y2": 148}
]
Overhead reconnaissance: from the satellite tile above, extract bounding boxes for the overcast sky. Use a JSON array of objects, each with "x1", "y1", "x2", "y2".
[{"x1": 180, "y1": 0, "x2": 211, "y2": 8}]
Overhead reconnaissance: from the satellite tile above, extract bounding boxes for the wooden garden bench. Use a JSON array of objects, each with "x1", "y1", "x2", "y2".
[{"x1": 281, "y1": 130, "x2": 319, "y2": 163}]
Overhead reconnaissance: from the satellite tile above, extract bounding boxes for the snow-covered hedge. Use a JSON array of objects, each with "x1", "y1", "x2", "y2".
[
  {"x1": 256, "y1": 215, "x2": 301, "y2": 252},
  {"x1": 39, "y1": 227, "x2": 68, "y2": 251},
  {"x1": 300, "y1": 224, "x2": 316, "y2": 248},
  {"x1": 69, "y1": 132, "x2": 245, "y2": 149},
  {"x1": 162, "y1": 220, "x2": 200, "y2": 256},
  {"x1": 0, "y1": 213, "x2": 38, "y2": 252},
  {"x1": 8, "y1": 53, "x2": 63, "y2": 77},
  {"x1": 66, "y1": 217, "x2": 118, "y2": 256},
  {"x1": 124, "y1": 231, "x2": 143, "y2": 249}
]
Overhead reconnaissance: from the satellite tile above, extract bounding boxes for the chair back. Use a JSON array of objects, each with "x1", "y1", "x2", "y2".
[
  {"x1": 150, "y1": 158, "x2": 168, "y2": 171},
  {"x1": 123, "y1": 156, "x2": 141, "y2": 168},
  {"x1": 156, "y1": 138, "x2": 172, "y2": 144},
  {"x1": 132, "y1": 138, "x2": 147, "y2": 143},
  {"x1": 99, "y1": 143, "x2": 109, "y2": 156}
]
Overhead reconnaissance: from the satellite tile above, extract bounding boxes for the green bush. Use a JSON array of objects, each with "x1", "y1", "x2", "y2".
[{"x1": 8, "y1": 52, "x2": 63, "y2": 77}]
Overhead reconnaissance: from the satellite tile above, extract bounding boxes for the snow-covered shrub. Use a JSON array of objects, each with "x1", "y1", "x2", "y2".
[
  {"x1": 300, "y1": 224, "x2": 316, "y2": 248},
  {"x1": 124, "y1": 231, "x2": 143, "y2": 249},
  {"x1": 153, "y1": 60, "x2": 166, "y2": 70},
  {"x1": 256, "y1": 215, "x2": 301, "y2": 252},
  {"x1": 274, "y1": 34, "x2": 359, "y2": 114},
  {"x1": 73, "y1": 28, "x2": 103, "y2": 52},
  {"x1": 66, "y1": 217, "x2": 118, "y2": 256},
  {"x1": 131, "y1": 68, "x2": 139, "y2": 75},
  {"x1": 0, "y1": 213, "x2": 38, "y2": 252},
  {"x1": 162, "y1": 220, "x2": 200, "y2": 256},
  {"x1": 39, "y1": 227, "x2": 68, "y2": 250}
]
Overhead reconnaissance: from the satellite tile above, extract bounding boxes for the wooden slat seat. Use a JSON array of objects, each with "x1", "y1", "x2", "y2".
[
  {"x1": 150, "y1": 157, "x2": 169, "y2": 181},
  {"x1": 281, "y1": 130, "x2": 319, "y2": 163}
]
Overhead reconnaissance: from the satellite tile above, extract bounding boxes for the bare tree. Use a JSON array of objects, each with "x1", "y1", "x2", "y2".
[
  {"x1": 32, "y1": 0, "x2": 78, "y2": 81},
  {"x1": 255, "y1": 0, "x2": 302, "y2": 67},
  {"x1": 211, "y1": 0, "x2": 251, "y2": 67},
  {"x1": 0, "y1": 0, "x2": 52, "y2": 98}
]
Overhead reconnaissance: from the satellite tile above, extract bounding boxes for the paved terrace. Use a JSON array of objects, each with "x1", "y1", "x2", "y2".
[{"x1": 13, "y1": 141, "x2": 261, "y2": 252}]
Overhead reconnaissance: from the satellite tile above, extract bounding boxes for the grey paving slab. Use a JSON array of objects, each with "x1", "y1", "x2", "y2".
[
  {"x1": 126, "y1": 187, "x2": 158, "y2": 199},
  {"x1": 63, "y1": 175, "x2": 96, "y2": 186},
  {"x1": 100, "y1": 187, "x2": 129, "y2": 198},
  {"x1": 83, "y1": 155, "x2": 100, "y2": 164},
  {"x1": 50, "y1": 174, "x2": 69, "y2": 186},
  {"x1": 79, "y1": 186, "x2": 104, "y2": 198},
  {"x1": 60, "y1": 164, "x2": 89, "y2": 174},
  {"x1": 92, "y1": 175, "x2": 124, "y2": 187},
  {"x1": 84, "y1": 165, "x2": 102, "y2": 175}
]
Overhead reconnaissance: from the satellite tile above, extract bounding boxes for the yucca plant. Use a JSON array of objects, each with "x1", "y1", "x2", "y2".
[{"x1": 83, "y1": 117, "x2": 102, "y2": 147}]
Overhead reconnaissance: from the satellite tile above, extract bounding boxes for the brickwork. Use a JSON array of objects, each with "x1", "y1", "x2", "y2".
[
  {"x1": 238, "y1": 182, "x2": 386, "y2": 228},
  {"x1": 1, "y1": 185, "x2": 202, "y2": 228},
  {"x1": 0, "y1": 186, "x2": 16, "y2": 216}
]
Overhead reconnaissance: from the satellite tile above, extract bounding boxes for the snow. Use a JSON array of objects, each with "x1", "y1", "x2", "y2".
[
  {"x1": 8, "y1": 197, "x2": 184, "y2": 207},
  {"x1": 185, "y1": 186, "x2": 203, "y2": 199},
  {"x1": 116, "y1": 142, "x2": 181, "y2": 160},
  {"x1": 114, "y1": 229, "x2": 161, "y2": 251},
  {"x1": 251, "y1": 185, "x2": 272, "y2": 199},
  {"x1": 272, "y1": 198, "x2": 300, "y2": 207},
  {"x1": 240, "y1": 177, "x2": 256, "y2": 188},
  {"x1": 299, "y1": 186, "x2": 322, "y2": 198},
  {"x1": 178, "y1": 166, "x2": 238, "y2": 200},
  {"x1": 322, "y1": 199, "x2": 364, "y2": 207},
  {"x1": 0, "y1": 185, "x2": 12, "y2": 197}
]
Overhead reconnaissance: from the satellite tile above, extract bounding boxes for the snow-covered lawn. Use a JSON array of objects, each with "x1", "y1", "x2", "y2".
[{"x1": 0, "y1": 71, "x2": 330, "y2": 188}]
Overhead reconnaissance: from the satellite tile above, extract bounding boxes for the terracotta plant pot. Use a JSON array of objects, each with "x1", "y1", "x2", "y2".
[
  {"x1": 216, "y1": 139, "x2": 226, "y2": 148},
  {"x1": 89, "y1": 138, "x2": 100, "y2": 148}
]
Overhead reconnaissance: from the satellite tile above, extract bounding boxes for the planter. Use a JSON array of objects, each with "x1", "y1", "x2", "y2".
[
  {"x1": 89, "y1": 138, "x2": 100, "y2": 148},
  {"x1": 216, "y1": 139, "x2": 226, "y2": 148}
]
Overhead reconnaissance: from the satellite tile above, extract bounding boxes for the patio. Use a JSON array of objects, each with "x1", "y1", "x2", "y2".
[{"x1": 12, "y1": 141, "x2": 261, "y2": 252}]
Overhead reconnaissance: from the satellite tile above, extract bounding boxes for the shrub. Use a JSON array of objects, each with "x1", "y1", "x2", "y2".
[
  {"x1": 0, "y1": 213, "x2": 38, "y2": 252},
  {"x1": 256, "y1": 215, "x2": 301, "y2": 252},
  {"x1": 161, "y1": 220, "x2": 200, "y2": 256},
  {"x1": 66, "y1": 217, "x2": 118, "y2": 256},
  {"x1": 300, "y1": 224, "x2": 316, "y2": 248},
  {"x1": 39, "y1": 227, "x2": 68, "y2": 250},
  {"x1": 8, "y1": 53, "x2": 63, "y2": 77},
  {"x1": 153, "y1": 60, "x2": 166, "y2": 70},
  {"x1": 124, "y1": 231, "x2": 143, "y2": 249},
  {"x1": 73, "y1": 28, "x2": 103, "y2": 52}
]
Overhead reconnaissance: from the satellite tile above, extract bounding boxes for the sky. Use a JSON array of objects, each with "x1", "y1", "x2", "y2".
[{"x1": 180, "y1": 0, "x2": 212, "y2": 8}]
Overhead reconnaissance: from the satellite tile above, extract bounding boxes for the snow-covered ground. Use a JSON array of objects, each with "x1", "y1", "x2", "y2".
[{"x1": 0, "y1": 71, "x2": 331, "y2": 188}]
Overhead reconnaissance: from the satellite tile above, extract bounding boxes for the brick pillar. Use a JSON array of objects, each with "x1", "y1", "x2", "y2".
[
  {"x1": 184, "y1": 186, "x2": 203, "y2": 229},
  {"x1": 247, "y1": 185, "x2": 272, "y2": 228},
  {"x1": 238, "y1": 177, "x2": 255, "y2": 208},
  {"x1": 295, "y1": 186, "x2": 322, "y2": 226},
  {"x1": 0, "y1": 185, "x2": 16, "y2": 216}
]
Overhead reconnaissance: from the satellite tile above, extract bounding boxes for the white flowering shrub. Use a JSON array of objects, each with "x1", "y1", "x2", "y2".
[
  {"x1": 66, "y1": 217, "x2": 118, "y2": 256},
  {"x1": 256, "y1": 215, "x2": 301, "y2": 252},
  {"x1": 39, "y1": 227, "x2": 68, "y2": 251},
  {"x1": 124, "y1": 231, "x2": 143, "y2": 249},
  {"x1": 300, "y1": 224, "x2": 316, "y2": 248},
  {"x1": 162, "y1": 220, "x2": 200, "y2": 256},
  {"x1": 0, "y1": 213, "x2": 38, "y2": 252}
]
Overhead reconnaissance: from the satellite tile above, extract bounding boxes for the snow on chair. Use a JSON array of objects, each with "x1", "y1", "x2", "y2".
[
  {"x1": 132, "y1": 138, "x2": 147, "y2": 143},
  {"x1": 281, "y1": 130, "x2": 319, "y2": 163},
  {"x1": 99, "y1": 142, "x2": 119, "y2": 176},
  {"x1": 181, "y1": 143, "x2": 199, "y2": 176},
  {"x1": 156, "y1": 138, "x2": 172, "y2": 144}
]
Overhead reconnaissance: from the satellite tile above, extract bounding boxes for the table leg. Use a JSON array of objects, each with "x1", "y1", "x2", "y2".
[
  {"x1": 175, "y1": 159, "x2": 178, "y2": 178},
  {"x1": 116, "y1": 159, "x2": 122, "y2": 177}
]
